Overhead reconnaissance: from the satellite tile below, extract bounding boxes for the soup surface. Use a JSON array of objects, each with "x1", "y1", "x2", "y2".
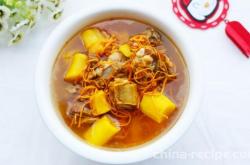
[{"x1": 52, "y1": 19, "x2": 189, "y2": 149}]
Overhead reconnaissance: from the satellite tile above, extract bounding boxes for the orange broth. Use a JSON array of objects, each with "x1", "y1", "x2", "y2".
[{"x1": 52, "y1": 19, "x2": 189, "y2": 149}]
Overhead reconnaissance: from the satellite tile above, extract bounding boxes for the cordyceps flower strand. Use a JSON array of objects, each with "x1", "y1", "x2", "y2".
[{"x1": 0, "y1": 0, "x2": 63, "y2": 45}]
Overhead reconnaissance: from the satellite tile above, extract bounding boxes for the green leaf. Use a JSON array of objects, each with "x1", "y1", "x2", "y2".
[
  {"x1": 4, "y1": 0, "x2": 16, "y2": 7},
  {"x1": 0, "y1": 0, "x2": 4, "y2": 5},
  {"x1": 14, "y1": 0, "x2": 25, "y2": 8}
]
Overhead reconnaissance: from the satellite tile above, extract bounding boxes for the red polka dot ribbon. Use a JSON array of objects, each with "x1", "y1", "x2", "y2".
[
  {"x1": 172, "y1": 0, "x2": 229, "y2": 30},
  {"x1": 172, "y1": 0, "x2": 250, "y2": 58}
]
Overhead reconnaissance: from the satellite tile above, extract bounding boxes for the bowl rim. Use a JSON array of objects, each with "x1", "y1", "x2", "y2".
[{"x1": 35, "y1": 3, "x2": 203, "y2": 164}]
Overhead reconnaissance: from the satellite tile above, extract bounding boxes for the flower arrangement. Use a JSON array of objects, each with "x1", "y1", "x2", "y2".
[{"x1": 0, "y1": 0, "x2": 63, "y2": 45}]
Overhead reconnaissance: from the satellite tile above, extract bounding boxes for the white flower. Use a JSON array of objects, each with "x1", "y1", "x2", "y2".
[
  {"x1": 0, "y1": 0, "x2": 64, "y2": 45},
  {"x1": 36, "y1": 2, "x2": 44, "y2": 14},
  {"x1": 10, "y1": 8, "x2": 18, "y2": 17},
  {"x1": 27, "y1": 16, "x2": 36, "y2": 28},
  {"x1": 26, "y1": 0, "x2": 39, "y2": 6},
  {"x1": 10, "y1": 19, "x2": 29, "y2": 32},
  {"x1": 9, "y1": 31, "x2": 24, "y2": 45},
  {"x1": 0, "y1": 19, "x2": 8, "y2": 35},
  {"x1": 47, "y1": 0, "x2": 61, "y2": 7},
  {"x1": 50, "y1": 8, "x2": 63, "y2": 20},
  {"x1": 0, "y1": 5, "x2": 11, "y2": 20}
]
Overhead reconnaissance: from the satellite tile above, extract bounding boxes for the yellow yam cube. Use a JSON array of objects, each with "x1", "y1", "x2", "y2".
[
  {"x1": 83, "y1": 115, "x2": 120, "y2": 146},
  {"x1": 81, "y1": 28, "x2": 106, "y2": 54},
  {"x1": 90, "y1": 90, "x2": 111, "y2": 116},
  {"x1": 119, "y1": 44, "x2": 132, "y2": 57},
  {"x1": 140, "y1": 92, "x2": 176, "y2": 123},
  {"x1": 88, "y1": 42, "x2": 104, "y2": 54},
  {"x1": 64, "y1": 53, "x2": 88, "y2": 82},
  {"x1": 81, "y1": 28, "x2": 105, "y2": 48}
]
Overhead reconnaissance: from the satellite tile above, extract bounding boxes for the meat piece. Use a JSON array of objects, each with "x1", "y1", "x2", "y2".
[
  {"x1": 88, "y1": 61, "x2": 113, "y2": 79},
  {"x1": 65, "y1": 84, "x2": 80, "y2": 94},
  {"x1": 102, "y1": 66, "x2": 114, "y2": 79},
  {"x1": 134, "y1": 48, "x2": 154, "y2": 68},
  {"x1": 136, "y1": 48, "x2": 145, "y2": 57},
  {"x1": 142, "y1": 55, "x2": 153, "y2": 64},
  {"x1": 143, "y1": 28, "x2": 161, "y2": 46},
  {"x1": 110, "y1": 78, "x2": 138, "y2": 109},
  {"x1": 108, "y1": 52, "x2": 125, "y2": 70},
  {"x1": 108, "y1": 52, "x2": 124, "y2": 62},
  {"x1": 66, "y1": 101, "x2": 91, "y2": 117}
]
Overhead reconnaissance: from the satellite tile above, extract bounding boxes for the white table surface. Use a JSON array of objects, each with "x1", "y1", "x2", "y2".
[{"x1": 1, "y1": 0, "x2": 250, "y2": 165}]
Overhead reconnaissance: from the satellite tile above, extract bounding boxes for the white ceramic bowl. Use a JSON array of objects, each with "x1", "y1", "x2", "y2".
[{"x1": 36, "y1": 3, "x2": 203, "y2": 164}]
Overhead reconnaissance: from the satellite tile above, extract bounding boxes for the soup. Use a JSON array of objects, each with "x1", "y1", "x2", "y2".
[{"x1": 52, "y1": 19, "x2": 189, "y2": 149}]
